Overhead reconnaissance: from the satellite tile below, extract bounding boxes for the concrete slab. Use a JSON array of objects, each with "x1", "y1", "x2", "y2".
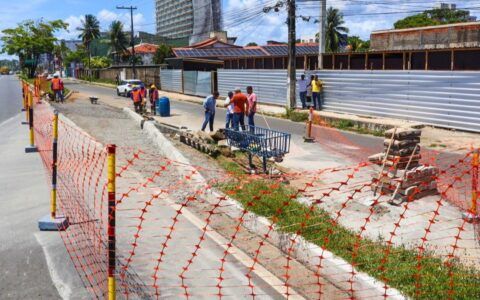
[
  {"x1": 38, "y1": 214, "x2": 69, "y2": 231},
  {"x1": 25, "y1": 146, "x2": 38, "y2": 153}
]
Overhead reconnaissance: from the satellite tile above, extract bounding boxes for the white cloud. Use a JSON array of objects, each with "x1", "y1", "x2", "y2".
[{"x1": 59, "y1": 9, "x2": 146, "y2": 40}]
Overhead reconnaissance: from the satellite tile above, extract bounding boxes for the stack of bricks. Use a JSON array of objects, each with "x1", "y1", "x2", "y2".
[{"x1": 369, "y1": 127, "x2": 439, "y2": 203}]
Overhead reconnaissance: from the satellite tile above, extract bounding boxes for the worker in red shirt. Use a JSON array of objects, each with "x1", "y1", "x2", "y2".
[
  {"x1": 149, "y1": 84, "x2": 159, "y2": 115},
  {"x1": 51, "y1": 74, "x2": 64, "y2": 103},
  {"x1": 230, "y1": 87, "x2": 248, "y2": 131},
  {"x1": 131, "y1": 86, "x2": 143, "y2": 113}
]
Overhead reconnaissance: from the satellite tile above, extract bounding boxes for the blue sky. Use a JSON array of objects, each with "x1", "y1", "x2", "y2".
[{"x1": 0, "y1": 0, "x2": 479, "y2": 59}]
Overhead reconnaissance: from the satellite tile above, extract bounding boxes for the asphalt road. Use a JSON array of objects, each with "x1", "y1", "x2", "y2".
[
  {"x1": 0, "y1": 75, "x2": 23, "y2": 124},
  {"x1": 0, "y1": 76, "x2": 88, "y2": 299}
]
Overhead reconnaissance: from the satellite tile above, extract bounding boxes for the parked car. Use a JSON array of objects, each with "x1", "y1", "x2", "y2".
[{"x1": 117, "y1": 80, "x2": 143, "y2": 97}]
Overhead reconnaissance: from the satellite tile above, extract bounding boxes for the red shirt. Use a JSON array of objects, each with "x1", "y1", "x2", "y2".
[{"x1": 231, "y1": 93, "x2": 248, "y2": 113}]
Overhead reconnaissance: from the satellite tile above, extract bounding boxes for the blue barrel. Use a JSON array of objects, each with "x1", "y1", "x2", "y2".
[{"x1": 156, "y1": 97, "x2": 170, "y2": 117}]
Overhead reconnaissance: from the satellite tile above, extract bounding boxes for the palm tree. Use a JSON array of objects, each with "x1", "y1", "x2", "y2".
[
  {"x1": 77, "y1": 14, "x2": 100, "y2": 70},
  {"x1": 108, "y1": 21, "x2": 128, "y2": 63},
  {"x1": 324, "y1": 7, "x2": 349, "y2": 52}
]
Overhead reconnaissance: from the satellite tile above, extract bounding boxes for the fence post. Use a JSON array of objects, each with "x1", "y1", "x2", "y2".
[
  {"x1": 38, "y1": 111, "x2": 69, "y2": 231},
  {"x1": 304, "y1": 107, "x2": 315, "y2": 142},
  {"x1": 51, "y1": 111, "x2": 59, "y2": 218},
  {"x1": 21, "y1": 82, "x2": 27, "y2": 112},
  {"x1": 25, "y1": 92, "x2": 38, "y2": 153},
  {"x1": 107, "y1": 145, "x2": 117, "y2": 300},
  {"x1": 463, "y1": 149, "x2": 479, "y2": 223}
]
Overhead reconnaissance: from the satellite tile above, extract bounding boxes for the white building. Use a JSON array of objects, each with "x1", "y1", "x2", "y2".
[{"x1": 155, "y1": 0, "x2": 222, "y2": 45}]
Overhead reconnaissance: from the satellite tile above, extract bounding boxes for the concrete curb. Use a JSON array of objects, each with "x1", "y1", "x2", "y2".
[{"x1": 123, "y1": 107, "x2": 406, "y2": 300}]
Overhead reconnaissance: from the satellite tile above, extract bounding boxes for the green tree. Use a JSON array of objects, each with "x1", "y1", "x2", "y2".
[
  {"x1": 152, "y1": 44, "x2": 173, "y2": 65},
  {"x1": 88, "y1": 56, "x2": 111, "y2": 69},
  {"x1": 108, "y1": 20, "x2": 128, "y2": 63},
  {"x1": 316, "y1": 7, "x2": 349, "y2": 52},
  {"x1": 246, "y1": 42, "x2": 258, "y2": 46},
  {"x1": 347, "y1": 36, "x2": 370, "y2": 52},
  {"x1": 64, "y1": 47, "x2": 88, "y2": 66},
  {"x1": 1, "y1": 19, "x2": 68, "y2": 77},
  {"x1": 54, "y1": 40, "x2": 69, "y2": 76},
  {"x1": 77, "y1": 14, "x2": 100, "y2": 70},
  {"x1": 394, "y1": 8, "x2": 471, "y2": 29}
]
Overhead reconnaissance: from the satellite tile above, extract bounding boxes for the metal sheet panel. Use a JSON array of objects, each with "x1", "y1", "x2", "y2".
[
  {"x1": 183, "y1": 71, "x2": 212, "y2": 97},
  {"x1": 217, "y1": 69, "x2": 288, "y2": 106},
  {"x1": 160, "y1": 69, "x2": 183, "y2": 93},
  {"x1": 217, "y1": 69, "x2": 480, "y2": 132}
]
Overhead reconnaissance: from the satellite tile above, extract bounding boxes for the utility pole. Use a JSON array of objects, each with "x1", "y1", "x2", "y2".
[
  {"x1": 117, "y1": 6, "x2": 137, "y2": 78},
  {"x1": 287, "y1": 0, "x2": 297, "y2": 109},
  {"x1": 318, "y1": 0, "x2": 326, "y2": 69}
]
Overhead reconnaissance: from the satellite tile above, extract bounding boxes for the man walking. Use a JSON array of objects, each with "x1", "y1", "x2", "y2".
[
  {"x1": 131, "y1": 86, "x2": 143, "y2": 113},
  {"x1": 311, "y1": 75, "x2": 323, "y2": 110},
  {"x1": 298, "y1": 75, "x2": 308, "y2": 109},
  {"x1": 246, "y1": 86, "x2": 257, "y2": 131},
  {"x1": 224, "y1": 91, "x2": 234, "y2": 128},
  {"x1": 231, "y1": 88, "x2": 248, "y2": 131},
  {"x1": 149, "y1": 84, "x2": 159, "y2": 115},
  {"x1": 51, "y1": 74, "x2": 64, "y2": 103},
  {"x1": 201, "y1": 91, "x2": 219, "y2": 132}
]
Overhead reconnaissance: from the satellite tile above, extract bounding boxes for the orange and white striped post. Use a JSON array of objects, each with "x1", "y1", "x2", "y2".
[{"x1": 304, "y1": 106, "x2": 315, "y2": 142}]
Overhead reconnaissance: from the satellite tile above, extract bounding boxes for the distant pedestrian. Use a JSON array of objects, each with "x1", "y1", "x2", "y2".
[
  {"x1": 149, "y1": 84, "x2": 159, "y2": 115},
  {"x1": 298, "y1": 74, "x2": 308, "y2": 109},
  {"x1": 201, "y1": 91, "x2": 219, "y2": 132},
  {"x1": 51, "y1": 74, "x2": 64, "y2": 103},
  {"x1": 311, "y1": 75, "x2": 323, "y2": 110},
  {"x1": 131, "y1": 86, "x2": 143, "y2": 113},
  {"x1": 246, "y1": 86, "x2": 257, "y2": 130},
  {"x1": 231, "y1": 87, "x2": 248, "y2": 131},
  {"x1": 224, "y1": 91, "x2": 234, "y2": 129},
  {"x1": 115, "y1": 74, "x2": 120, "y2": 85},
  {"x1": 306, "y1": 75, "x2": 313, "y2": 107}
]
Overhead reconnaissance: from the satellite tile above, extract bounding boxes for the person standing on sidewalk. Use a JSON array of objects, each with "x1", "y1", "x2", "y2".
[
  {"x1": 231, "y1": 88, "x2": 248, "y2": 131},
  {"x1": 224, "y1": 91, "x2": 234, "y2": 128},
  {"x1": 298, "y1": 75, "x2": 308, "y2": 109},
  {"x1": 149, "y1": 84, "x2": 159, "y2": 115},
  {"x1": 51, "y1": 74, "x2": 64, "y2": 103},
  {"x1": 306, "y1": 75, "x2": 314, "y2": 108},
  {"x1": 246, "y1": 86, "x2": 257, "y2": 130},
  {"x1": 311, "y1": 75, "x2": 323, "y2": 110},
  {"x1": 131, "y1": 86, "x2": 143, "y2": 113},
  {"x1": 201, "y1": 91, "x2": 219, "y2": 132}
]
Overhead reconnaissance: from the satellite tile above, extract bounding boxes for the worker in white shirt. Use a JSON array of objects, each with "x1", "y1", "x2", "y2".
[
  {"x1": 298, "y1": 74, "x2": 308, "y2": 109},
  {"x1": 224, "y1": 91, "x2": 234, "y2": 128}
]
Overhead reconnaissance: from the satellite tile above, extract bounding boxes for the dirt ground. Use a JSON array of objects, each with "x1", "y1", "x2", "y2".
[{"x1": 51, "y1": 95, "x2": 348, "y2": 299}]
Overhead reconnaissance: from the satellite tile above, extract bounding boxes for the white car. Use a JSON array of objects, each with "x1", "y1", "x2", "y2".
[{"x1": 117, "y1": 79, "x2": 143, "y2": 97}]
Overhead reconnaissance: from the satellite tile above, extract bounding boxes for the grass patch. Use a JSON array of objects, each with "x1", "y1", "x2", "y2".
[
  {"x1": 286, "y1": 109, "x2": 309, "y2": 122},
  {"x1": 79, "y1": 76, "x2": 117, "y2": 86},
  {"x1": 215, "y1": 156, "x2": 480, "y2": 299}
]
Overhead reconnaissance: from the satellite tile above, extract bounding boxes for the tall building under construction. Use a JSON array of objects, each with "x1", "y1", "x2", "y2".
[{"x1": 155, "y1": 0, "x2": 222, "y2": 45}]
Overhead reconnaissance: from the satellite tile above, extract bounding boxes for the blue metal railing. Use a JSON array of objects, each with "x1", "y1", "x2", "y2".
[{"x1": 225, "y1": 126, "x2": 291, "y2": 173}]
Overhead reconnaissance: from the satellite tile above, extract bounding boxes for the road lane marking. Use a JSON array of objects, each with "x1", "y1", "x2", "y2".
[{"x1": 34, "y1": 233, "x2": 72, "y2": 300}]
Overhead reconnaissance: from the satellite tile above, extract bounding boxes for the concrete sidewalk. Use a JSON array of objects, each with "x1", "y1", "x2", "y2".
[{"x1": 0, "y1": 113, "x2": 88, "y2": 299}]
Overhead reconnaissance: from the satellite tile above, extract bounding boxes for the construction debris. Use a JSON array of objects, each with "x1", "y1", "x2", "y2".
[{"x1": 370, "y1": 127, "x2": 438, "y2": 204}]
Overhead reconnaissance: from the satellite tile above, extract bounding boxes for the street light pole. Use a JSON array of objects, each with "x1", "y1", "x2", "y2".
[
  {"x1": 116, "y1": 6, "x2": 137, "y2": 78},
  {"x1": 287, "y1": 0, "x2": 297, "y2": 109},
  {"x1": 318, "y1": 0, "x2": 326, "y2": 69}
]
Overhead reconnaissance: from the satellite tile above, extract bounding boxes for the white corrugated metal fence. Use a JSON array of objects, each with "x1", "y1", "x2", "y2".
[{"x1": 217, "y1": 69, "x2": 480, "y2": 132}]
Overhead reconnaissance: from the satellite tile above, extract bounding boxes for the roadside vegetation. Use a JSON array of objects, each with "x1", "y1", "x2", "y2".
[{"x1": 215, "y1": 154, "x2": 480, "y2": 299}]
